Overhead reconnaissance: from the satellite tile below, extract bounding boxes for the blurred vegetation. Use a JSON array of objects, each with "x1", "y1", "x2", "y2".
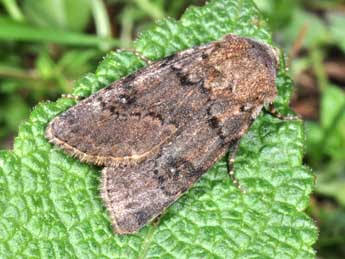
[
  {"x1": 0, "y1": 0, "x2": 202, "y2": 147},
  {"x1": 0, "y1": 0, "x2": 344, "y2": 258},
  {"x1": 257, "y1": 1, "x2": 345, "y2": 258}
]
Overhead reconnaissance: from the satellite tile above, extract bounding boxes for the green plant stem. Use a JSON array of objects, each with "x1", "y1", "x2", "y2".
[
  {"x1": 0, "y1": 65, "x2": 72, "y2": 93},
  {"x1": 133, "y1": 0, "x2": 165, "y2": 20},
  {"x1": 120, "y1": 7, "x2": 135, "y2": 48},
  {"x1": 0, "y1": 17, "x2": 120, "y2": 47},
  {"x1": 0, "y1": 65, "x2": 38, "y2": 81},
  {"x1": 90, "y1": 0, "x2": 112, "y2": 51},
  {"x1": 310, "y1": 46, "x2": 328, "y2": 92},
  {"x1": 319, "y1": 102, "x2": 345, "y2": 152},
  {"x1": 1, "y1": 0, "x2": 24, "y2": 21},
  {"x1": 304, "y1": 0, "x2": 345, "y2": 11}
]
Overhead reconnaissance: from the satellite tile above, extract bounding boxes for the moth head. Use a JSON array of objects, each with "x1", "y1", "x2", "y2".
[
  {"x1": 245, "y1": 38, "x2": 280, "y2": 72},
  {"x1": 203, "y1": 35, "x2": 279, "y2": 103},
  {"x1": 264, "y1": 45, "x2": 280, "y2": 72}
]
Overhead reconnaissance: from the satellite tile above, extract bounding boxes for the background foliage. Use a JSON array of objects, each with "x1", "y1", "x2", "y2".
[
  {"x1": 255, "y1": 1, "x2": 345, "y2": 258},
  {"x1": 0, "y1": 0, "x2": 344, "y2": 258}
]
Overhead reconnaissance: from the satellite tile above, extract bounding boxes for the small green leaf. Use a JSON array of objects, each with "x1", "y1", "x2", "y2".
[
  {"x1": 0, "y1": 0, "x2": 317, "y2": 258},
  {"x1": 315, "y1": 160, "x2": 345, "y2": 207},
  {"x1": 22, "y1": 0, "x2": 92, "y2": 32}
]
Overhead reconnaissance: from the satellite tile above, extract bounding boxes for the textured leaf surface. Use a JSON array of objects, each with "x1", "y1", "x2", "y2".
[{"x1": 0, "y1": 0, "x2": 317, "y2": 258}]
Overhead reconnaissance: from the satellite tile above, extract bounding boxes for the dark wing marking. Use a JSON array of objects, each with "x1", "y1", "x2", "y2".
[
  {"x1": 100, "y1": 104, "x2": 254, "y2": 234},
  {"x1": 46, "y1": 44, "x2": 217, "y2": 167}
]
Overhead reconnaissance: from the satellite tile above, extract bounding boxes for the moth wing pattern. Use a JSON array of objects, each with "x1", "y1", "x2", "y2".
[
  {"x1": 101, "y1": 114, "x2": 251, "y2": 234},
  {"x1": 46, "y1": 34, "x2": 279, "y2": 234},
  {"x1": 46, "y1": 43, "x2": 220, "y2": 167}
]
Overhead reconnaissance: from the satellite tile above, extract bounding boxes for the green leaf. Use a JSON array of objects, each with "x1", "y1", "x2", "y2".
[
  {"x1": 320, "y1": 85, "x2": 345, "y2": 159},
  {"x1": 0, "y1": 95, "x2": 29, "y2": 139},
  {"x1": 306, "y1": 85, "x2": 345, "y2": 161},
  {"x1": 0, "y1": 0, "x2": 317, "y2": 258},
  {"x1": 254, "y1": 0, "x2": 299, "y2": 32},
  {"x1": 1, "y1": 0, "x2": 24, "y2": 21},
  {"x1": 133, "y1": 0, "x2": 165, "y2": 20},
  {"x1": 314, "y1": 160, "x2": 345, "y2": 207},
  {"x1": 315, "y1": 204, "x2": 345, "y2": 258},
  {"x1": 328, "y1": 12, "x2": 345, "y2": 53},
  {"x1": 306, "y1": 85, "x2": 345, "y2": 206},
  {"x1": 90, "y1": 0, "x2": 113, "y2": 51},
  {"x1": 280, "y1": 8, "x2": 329, "y2": 49},
  {"x1": 22, "y1": 0, "x2": 92, "y2": 32}
]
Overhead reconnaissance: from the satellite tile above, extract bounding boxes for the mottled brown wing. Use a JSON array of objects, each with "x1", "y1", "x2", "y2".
[
  {"x1": 46, "y1": 34, "x2": 279, "y2": 234},
  {"x1": 46, "y1": 35, "x2": 278, "y2": 167},
  {"x1": 101, "y1": 105, "x2": 252, "y2": 234},
  {"x1": 99, "y1": 34, "x2": 280, "y2": 233},
  {"x1": 46, "y1": 44, "x2": 217, "y2": 167}
]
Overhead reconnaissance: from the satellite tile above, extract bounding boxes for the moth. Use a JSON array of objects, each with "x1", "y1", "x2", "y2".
[{"x1": 46, "y1": 34, "x2": 279, "y2": 234}]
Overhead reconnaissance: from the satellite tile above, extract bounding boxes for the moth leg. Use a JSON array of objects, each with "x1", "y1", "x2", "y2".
[
  {"x1": 151, "y1": 215, "x2": 162, "y2": 227},
  {"x1": 265, "y1": 103, "x2": 300, "y2": 121},
  {"x1": 227, "y1": 140, "x2": 245, "y2": 192}
]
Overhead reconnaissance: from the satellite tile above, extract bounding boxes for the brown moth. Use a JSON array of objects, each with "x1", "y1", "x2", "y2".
[{"x1": 46, "y1": 34, "x2": 279, "y2": 234}]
